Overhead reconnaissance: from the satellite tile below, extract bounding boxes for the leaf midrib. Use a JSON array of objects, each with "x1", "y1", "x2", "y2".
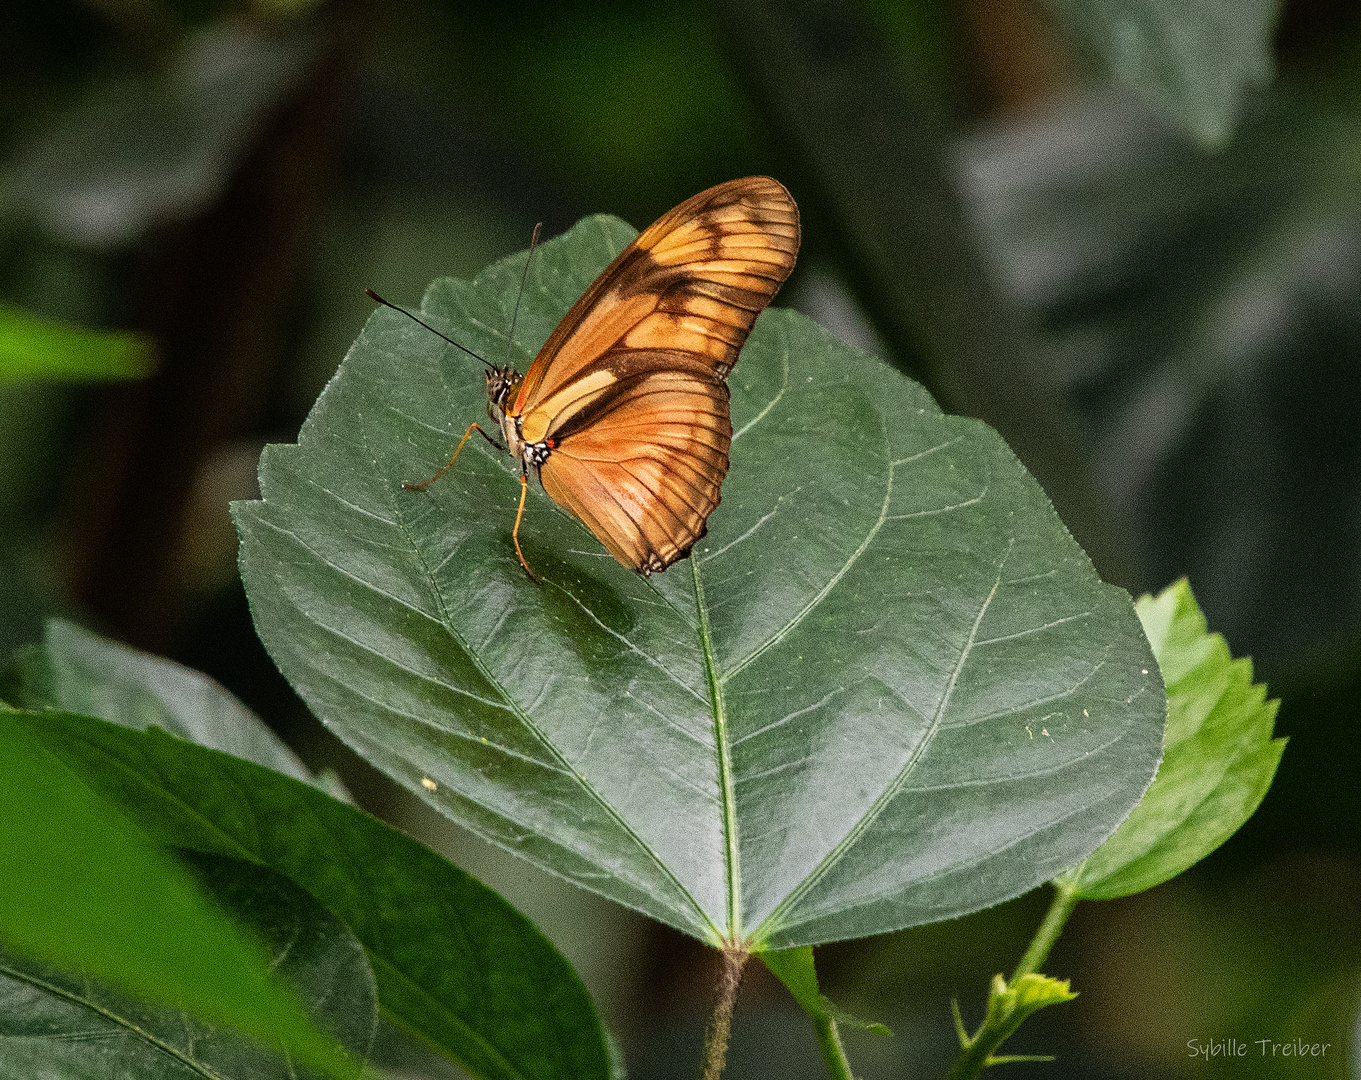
[
  {"x1": 692, "y1": 557, "x2": 740, "y2": 941},
  {"x1": 0, "y1": 961, "x2": 233, "y2": 1080}
]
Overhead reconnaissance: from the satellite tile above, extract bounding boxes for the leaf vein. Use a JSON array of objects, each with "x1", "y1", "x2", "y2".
[
  {"x1": 731, "y1": 342, "x2": 789, "y2": 442},
  {"x1": 732, "y1": 688, "x2": 844, "y2": 747},
  {"x1": 540, "y1": 580, "x2": 707, "y2": 704},
  {"x1": 0, "y1": 962, "x2": 230, "y2": 1080},
  {"x1": 722, "y1": 432, "x2": 901, "y2": 682},
  {"x1": 699, "y1": 495, "x2": 786, "y2": 564},
  {"x1": 947, "y1": 659, "x2": 1108, "y2": 729},
  {"x1": 885, "y1": 487, "x2": 987, "y2": 521},
  {"x1": 971, "y1": 611, "x2": 1093, "y2": 648},
  {"x1": 752, "y1": 542, "x2": 1013, "y2": 940},
  {"x1": 304, "y1": 478, "x2": 399, "y2": 525}
]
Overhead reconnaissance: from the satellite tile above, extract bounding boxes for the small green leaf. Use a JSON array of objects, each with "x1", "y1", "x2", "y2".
[
  {"x1": 0, "y1": 304, "x2": 155, "y2": 382},
  {"x1": 2, "y1": 710, "x2": 612, "y2": 1080},
  {"x1": 1065, "y1": 579, "x2": 1285, "y2": 899},
  {"x1": 760, "y1": 945, "x2": 890, "y2": 1035},
  {"x1": 1042, "y1": 0, "x2": 1279, "y2": 147},
  {"x1": 0, "y1": 714, "x2": 357, "y2": 1079},
  {"x1": 0, "y1": 853, "x2": 377, "y2": 1078},
  {"x1": 761, "y1": 946, "x2": 822, "y2": 1017},
  {"x1": 989, "y1": 972, "x2": 1077, "y2": 1022},
  {"x1": 1, "y1": 618, "x2": 335, "y2": 793},
  {"x1": 235, "y1": 214, "x2": 1165, "y2": 950},
  {"x1": 949, "y1": 973, "x2": 1075, "y2": 1077},
  {"x1": 977, "y1": 972, "x2": 1075, "y2": 1054}
]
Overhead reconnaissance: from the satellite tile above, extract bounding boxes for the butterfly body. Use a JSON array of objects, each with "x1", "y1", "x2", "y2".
[{"x1": 421, "y1": 177, "x2": 799, "y2": 577}]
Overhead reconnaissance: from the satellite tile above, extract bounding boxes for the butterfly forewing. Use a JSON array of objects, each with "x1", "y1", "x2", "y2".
[
  {"x1": 514, "y1": 177, "x2": 799, "y2": 412},
  {"x1": 515, "y1": 176, "x2": 799, "y2": 575}
]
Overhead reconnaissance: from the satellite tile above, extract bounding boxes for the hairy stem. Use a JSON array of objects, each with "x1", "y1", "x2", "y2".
[{"x1": 700, "y1": 945, "x2": 749, "y2": 1080}]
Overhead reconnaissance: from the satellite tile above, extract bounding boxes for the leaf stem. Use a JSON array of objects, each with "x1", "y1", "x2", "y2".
[
  {"x1": 945, "y1": 1017, "x2": 1000, "y2": 1080},
  {"x1": 1011, "y1": 878, "x2": 1078, "y2": 981},
  {"x1": 700, "y1": 945, "x2": 749, "y2": 1080},
  {"x1": 812, "y1": 1013, "x2": 855, "y2": 1080}
]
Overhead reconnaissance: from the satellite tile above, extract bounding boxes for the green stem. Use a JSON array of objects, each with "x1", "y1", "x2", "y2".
[
  {"x1": 1011, "y1": 879, "x2": 1079, "y2": 981},
  {"x1": 945, "y1": 1020, "x2": 998, "y2": 1080},
  {"x1": 812, "y1": 1014, "x2": 855, "y2": 1080}
]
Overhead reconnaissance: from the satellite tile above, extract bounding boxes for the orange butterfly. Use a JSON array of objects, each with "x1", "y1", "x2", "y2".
[{"x1": 381, "y1": 176, "x2": 800, "y2": 579}]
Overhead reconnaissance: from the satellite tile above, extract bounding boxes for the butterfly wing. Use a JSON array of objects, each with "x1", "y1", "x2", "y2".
[
  {"x1": 512, "y1": 176, "x2": 799, "y2": 426},
  {"x1": 514, "y1": 176, "x2": 799, "y2": 574},
  {"x1": 538, "y1": 368, "x2": 732, "y2": 574}
]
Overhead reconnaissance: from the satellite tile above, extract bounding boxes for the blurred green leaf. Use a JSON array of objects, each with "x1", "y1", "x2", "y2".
[
  {"x1": 500, "y1": 2, "x2": 752, "y2": 196},
  {"x1": 1043, "y1": 0, "x2": 1278, "y2": 148},
  {"x1": 0, "y1": 852, "x2": 377, "y2": 1079},
  {"x1": 713, "y1": 0, "x2": 1123, "y2": 577},
  {"x1": 0, "y1": 303, "x2": 154, "y2": 382},
  {"x1": 760, "y1": 945, "x2": 890, "y2": 1034},
  {"x1": 0, "y1": 618, "x2": 343, "y2": 797},
  {"x1": 0, "y1": 713, "x2": 357, "y2": 1079},
  {"x1": 1063, "y1": 579, "x2": 1285, "y2": 899},
  {"x1": 251, "y1": 0, "x2": 326, "y2": 23},
  {"x1": 1, "y1": 21, "x2": 318, "y2": 249},
  {"x1": 234, "y1": 214, "x2": 1164, "y2": 949},
  {"x1": 3, "y1": 710, "x2": 612, "y2": 1080},
  {"x1": 958, "y1": 71, "x2": 1361, "y2": 673}
]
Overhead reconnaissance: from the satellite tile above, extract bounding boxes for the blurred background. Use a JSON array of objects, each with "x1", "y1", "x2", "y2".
[{"x1": 3, "y1": 0, "x2": 1360, "y2": 1076}]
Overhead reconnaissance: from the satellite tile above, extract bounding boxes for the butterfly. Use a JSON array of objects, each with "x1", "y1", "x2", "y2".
[{"x1": 378, "y1": 176, "x2": 800, "y2": 579}]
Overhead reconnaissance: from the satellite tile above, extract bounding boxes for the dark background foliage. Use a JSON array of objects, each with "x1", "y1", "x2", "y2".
[{"x1": 3, "y1": 1, "x2": 1359, "y2": 1076}]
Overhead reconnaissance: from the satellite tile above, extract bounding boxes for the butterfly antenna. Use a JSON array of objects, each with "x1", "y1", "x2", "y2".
[
  {"x1": 365, "y1": 289, "x2": 493, "y2": 371},
  {"x1": 503, "y1": 222, "x2": 543, "y2": 367}
]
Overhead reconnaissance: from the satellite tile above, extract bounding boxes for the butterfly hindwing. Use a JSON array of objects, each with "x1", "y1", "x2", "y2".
[{"x1": 538, "y1": 367, "x2": 733, "y2": 573}]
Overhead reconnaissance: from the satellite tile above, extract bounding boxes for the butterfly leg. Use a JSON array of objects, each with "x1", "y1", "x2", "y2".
[
  {"x1": 403, "y1": 423, "x2": 503, "y2": 492},
  {"x1": 512, "y1": 468, "x2": 539, "y2": 582}
]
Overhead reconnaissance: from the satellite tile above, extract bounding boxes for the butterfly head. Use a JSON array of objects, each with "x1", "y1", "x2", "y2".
[{"x1": 485, "y1": 365, "x2": 523, "y2": 417}]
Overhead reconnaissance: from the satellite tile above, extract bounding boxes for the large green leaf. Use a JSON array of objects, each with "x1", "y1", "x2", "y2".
[
  {"x1": 0, "y1": 619, "x2": 328, "y2": 791},
  {"x1": 2, "y1": 710, "x2": 610, "y2": 1080},
  {"x1": 0, "y1": 715, "x2": 356, "y2": 1080},
  {"x1": 0, "y1": 853, "x2": 376, "y2": 1079},
  {"x1": 1043, "y1": 0, "x2": 1279, "y2": 147},
  {"x1": 1065, "y1": 579, "x2": 1285, "y2": 899},
  {"x1": 233, "y1": 215, "x2": 1165, "y2": 949}
]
